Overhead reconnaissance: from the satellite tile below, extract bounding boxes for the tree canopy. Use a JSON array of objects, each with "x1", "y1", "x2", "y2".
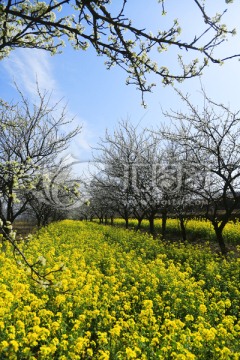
[{"x1": 0, "y1": 1, "x2": 239, "y2": 102}]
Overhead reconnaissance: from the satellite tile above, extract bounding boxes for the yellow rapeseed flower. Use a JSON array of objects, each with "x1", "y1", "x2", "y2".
[
  {"x1": 199, "y1": 304, "x2": 207, "y2": 313},
  {"x1": 126, "y1": 347, "x2": 137, "y2": 359}
]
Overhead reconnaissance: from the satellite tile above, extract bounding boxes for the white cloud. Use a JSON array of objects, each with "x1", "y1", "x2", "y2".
[
  {"x1": 2, "y1": 48, "x2": 99, "y2": 165},
  {"x1": 3, "y1": 48, "x2": 58, "y2": 100},
  {"x1": 67, "y1": 118, "x2": 96, "y2": 160}
]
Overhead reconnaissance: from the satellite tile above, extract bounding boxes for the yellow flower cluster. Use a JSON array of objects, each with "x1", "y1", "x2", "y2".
[{"x1": 0, "y1": 220, "x2": 239, "y2": 359}]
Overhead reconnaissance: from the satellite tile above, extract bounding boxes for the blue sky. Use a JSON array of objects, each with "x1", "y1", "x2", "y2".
[{"x1": 1, "y1": 1, "x2": 240, "y2": 166}]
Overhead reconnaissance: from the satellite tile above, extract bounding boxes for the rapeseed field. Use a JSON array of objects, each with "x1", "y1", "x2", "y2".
[
  {"x1": 0, "y1": 220, "x2": 239, "y2": 359},
  {"x1": 114, "y1": 218, "x2": 240, "y2": 244}
]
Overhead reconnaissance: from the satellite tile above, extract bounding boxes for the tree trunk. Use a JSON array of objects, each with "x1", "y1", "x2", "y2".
[
  {"x1": 179, "y1": 216, "x2": 187, "y2": 241},
  {"x1": 161, "y1": 210, "x2": 167, "y2": 239},
  {"x1": 136, "y1": 217, "x2": 143, "y2": 230},
  {"x1": 37, "y1": 215, "x2": 42, "y2": 228},
  {"x1": 125, "y1": 217, "x2": 129, "y2": 229},
  {"x1": 213, "y1": 224, "x2": 227, "y2": 255},
  {"x1": 7, "y1": 188, "x2": 14, "y2": 224},
  {"x1": 149, "y1": 215, "x2": 155, "y2": 237},
  {"x1": 1, "y1": 220, "x2": 11, "y2": 252},
  {"x1": 110, "y1": 216, "x2": 114, "y2": 225}
]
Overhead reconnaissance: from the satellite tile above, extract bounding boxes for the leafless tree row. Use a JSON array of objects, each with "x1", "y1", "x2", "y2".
[
  {"x1": 84, "y1": 90, "x2": 240, "y2": 255},
  {"x1": 1, "y1": 85, "x2": 240, "y2": 255}
]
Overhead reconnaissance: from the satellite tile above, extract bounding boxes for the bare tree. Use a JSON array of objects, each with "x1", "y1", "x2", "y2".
[
  {"x1": 0, "y1": 1, "x2": 239, "y2": 101},
  {"x1": 26, "y1": 159, "x2": 82, "y2": 227},
  {"x1": 87, "y1": 178, "x2": 115, "y2": 224},
  {"x1": 131, "y1": 135, "x2": 163, "y2": 236},
  {"x1": 92, "y1": 120, "x2": 168, "y2": 235},
  {"x1": 92, "y1": 120, "x2": 156, "y2": 228},
  {"x1": 0, "y1": 85, "x2": 81, "y2": 228},
  {"x1": 162, "y1": 89, "x2": 240, "y2": 254}
]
